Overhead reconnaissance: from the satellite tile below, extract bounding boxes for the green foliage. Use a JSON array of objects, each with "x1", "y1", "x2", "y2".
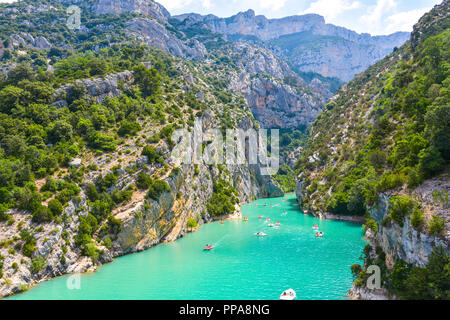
[
  {"x1": 298, "y1": 24, "x2": 450, "y2": 218},
  {"x1": 389, "y1": 195, "x2": 416, "y2": 227},
  {"x1": 410, "y1": 207, "x2": 425, "y2": 230},
  {"x1": 118, "y1": 121, "x2": 141, "y2": 137},
  {"x1": 0, "y1": 255, "x2": 4, "y2": 279},
  {"x1": 428, "y1": 215, "x2": 445, "y2": 236},
  {"x1": 47, "y1": 199, "x2": 63, "y2": 216},
  {"x1": 30, "y1": 255, "x2": 46, "y2": 274},
  {"x1": 350, "y1": 264, "x2": 363, "y2": 279},
  {"x1": 136, "y1": 173, "x2": 152, "y2": 190},
  {"x1": 32, "y1": 206, "x2": 53, "y2": 224},
  {"x1": 273, "y1": 164, "x2": 296, "y2": 192},
  {"x1": 81, "y1": 242, "x2": 100, "y2": 262},
  {"x1": 388, "y1": 246, "x2": 449, "y2": 299},
  {"x1": 142, "y1": 145, "x2": 164, "y2": 164},
  {"x1": 363, "y1": 217, "x2": 378, "y2": 235},
  {"x1": 146, "y1": 178, "x2": 170, "y2": 201},
  {"x1": 133, "y1": 64, "x2": 161, "y2": 98},
  {"x1": 75, "y1": 214, "x2": 98, "y2": 246},
  {"x1": 187, "y1": 218, "x2": 198, "y2": 229},
  {"x1": 206, "y1": 178, "x2": 238, "y2": 217}
]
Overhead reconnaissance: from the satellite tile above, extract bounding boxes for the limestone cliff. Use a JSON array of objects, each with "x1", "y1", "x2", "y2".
[{"x1": 173, "y1": 10, "x2": 409, "y2": 81}]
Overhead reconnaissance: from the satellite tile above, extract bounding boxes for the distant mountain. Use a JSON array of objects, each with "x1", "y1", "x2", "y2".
[{"x1": 172, "y1": 10, "x2": 410, "y2": 81}]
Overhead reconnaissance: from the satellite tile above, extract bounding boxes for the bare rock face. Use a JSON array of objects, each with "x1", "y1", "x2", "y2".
[
  {"x1": 244, "y1": 77, "x2": 322, "y2": 128},
  {"x1": 57, "y1": 0, "x2": 170, "y2": 23},
  {"x1": 225, "y1": 43, "x2": 327, "y2": 129},
  {"x1": 126, "y1": 18, "x2": 206, "y2": 59},
  {"x1": 9, "y1": 33, "x2": 52, "y2": 50},
  {"x1": 173, "y1": 10, "x2": 409, "y2": 81},
  {"x1": 92, "y1": 0, "x2": 170, "y2": 23},
  {"x1": 369, "y1": 191, "x2": 449, "y2": 268},
  {"x1": 175, "y1": 10, "x2": 325, "y2": 41},
  {"x1": 347, "y1": 283, "x2": 391, "y2": 300}
]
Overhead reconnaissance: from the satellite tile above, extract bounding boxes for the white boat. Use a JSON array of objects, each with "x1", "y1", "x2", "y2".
[
  {"x1": 268, "y1": 223, "x2": 274, "y2": 227},
  {"x1": 254, "y1": 232, "x2": 267, "y2": 236},
  {"x1": 280, "y1": 289, "x2": 296, "y2": 300}
]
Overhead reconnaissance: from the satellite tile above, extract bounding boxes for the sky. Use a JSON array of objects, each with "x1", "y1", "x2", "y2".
[
  {"x1": 157, "y1": 0, "x2": 442, "y2": 35},
  {"x1": 0, "y1": 0, "x2": 442, "y2": 35}
]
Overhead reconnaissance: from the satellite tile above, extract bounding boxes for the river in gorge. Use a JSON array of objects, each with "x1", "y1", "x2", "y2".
[{"x1": 6, "y1": 194, "x2": 366, "y2": 300}]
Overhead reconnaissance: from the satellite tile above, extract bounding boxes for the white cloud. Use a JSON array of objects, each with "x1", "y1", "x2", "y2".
[
  {"x1": 299, "y1": 0, "x2": 360, "y2": 21},
  {"x1": 361, "y1": 0, "x2": 396, "y2": 25},
  {"x1": 157, "y1": 0, "x2": 194, "y2": 10},
  {"x1": 384, "y1": 7, "x2": 432, "y2": 34},
  {"x1": 202, "y1": 0, "x2": 212, "y2": 9},
  {"x1": 259, "y1": 0, "x2": 287, "y2": 11}
]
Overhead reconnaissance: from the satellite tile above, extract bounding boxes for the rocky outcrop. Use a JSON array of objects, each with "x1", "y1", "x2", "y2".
[
  {"x1": 92, "y1": 0, "x2": 170, "y2": 23},
  {"x1": 224, "y1": 43, "x2": 328, "y2": 129},
  {"x1": 0, "y1": 195, "x2": 108, "y2": 297},
  {"x1": 126, "y1": 18, "x2": 206, "y2": 59},
  {"x1": 240, "y1": 76, "x2": 322, "y2": 128},
  {"x1": 347, "y1": 283, "x2": 391, "y2": 300},
  {"x1": 369, "y1": 193, "x2": 449, "y2": 268},
  {"x1": 175, "y1": 10, "x2": 326, "y2": 41},
  {"x1": 57, "y1": 0, "x2": 170, "y2": 23},
  {"x1": 173, "y1": 10, "x2": 409, "y2": 81},
  {"x1": 53, "y1": 70, "x2": 134, "y2": 106},
  {"x1": 10, "y1": 33, "x2": 52, "y2": 50}
]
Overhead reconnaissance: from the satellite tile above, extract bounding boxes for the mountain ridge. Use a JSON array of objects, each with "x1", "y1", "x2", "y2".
[{"x1": 172, "y1": 8, "x2": 410, "y2": 81}]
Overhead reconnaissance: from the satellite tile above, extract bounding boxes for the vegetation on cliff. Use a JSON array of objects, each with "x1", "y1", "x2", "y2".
[{"x1": 297, "y1": 3, "x2": 449, "y2": 225}]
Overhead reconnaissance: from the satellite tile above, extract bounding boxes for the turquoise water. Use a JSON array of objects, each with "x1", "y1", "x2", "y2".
[{"x1": 6, "y1": 194, "x2": 365, "y2": 300}]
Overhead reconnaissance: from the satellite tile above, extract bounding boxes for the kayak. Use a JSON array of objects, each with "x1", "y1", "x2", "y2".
[
  {"x1": 258, "y1": 215, "x2": 263, "y2": 218},
  {"x1": 203, "y1": 245, "x2": 214, "y2": 250},
  {"x1": 254, "y1": 232, "x2": 267, "y2": 236},
  {"x1": 280, "y1": 289, "x2": 296, "y2": 300}
]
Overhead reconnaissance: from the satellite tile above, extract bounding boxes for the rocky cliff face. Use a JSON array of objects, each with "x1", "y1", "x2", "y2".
[
  {"x1": 369, "y1": 191, "x2": 449, "y2": 268},
  {"x1": 0, "y1": 0, "x2": 333, "y2": 131},
  {"x1": 126, "y1": 17, "x2": 207, "y2": 59},
  {"x1": 173, "y1": 10, "x2": 409, "y2": 81},
  {"x1": 0, "y1": 43, "x2": 283, "y2": 297},
  {"x1": 0, "y1": 116, "x2": 282, "y2": 297},
  {"x1": 54, "y1": 0, "x2": 206, "y2": 59},
  {"x1": 218, "y1": 43, "x2": 329, "y2": 129},
  {"x1": 57, "y1": 0, "x2": 170, "y2": 23},
  {"x1": 53, "y1": 70, "x2": 134, "y2": 107}
]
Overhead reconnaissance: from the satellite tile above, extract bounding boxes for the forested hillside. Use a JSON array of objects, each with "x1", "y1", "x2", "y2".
[{"x1": 296, "y1": 1, "x2": 449, "y2": 299}]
